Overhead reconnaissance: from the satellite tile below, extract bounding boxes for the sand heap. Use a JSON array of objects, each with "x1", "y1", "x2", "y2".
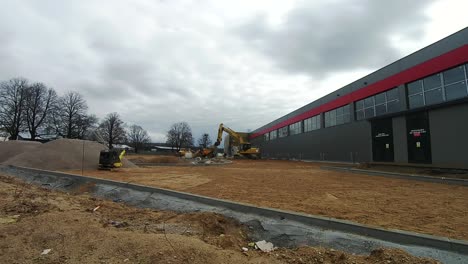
[
  {"x1": 0, "y1": 141, "x2": 41, "y2": 163},
  {"x1": 2, "y1": 138, "x2": 136, "y2": 170}
]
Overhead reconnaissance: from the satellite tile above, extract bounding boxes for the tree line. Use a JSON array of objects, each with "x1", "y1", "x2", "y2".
[
  {"x1": 0, "y1": 77, "x2": 150, "y2": 152},
  {"x1": 166, "y1": 121, "x2": 213, "y2": 151}
]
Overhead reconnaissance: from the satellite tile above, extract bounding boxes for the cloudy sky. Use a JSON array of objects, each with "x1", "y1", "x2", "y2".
[{"x1": 1, "y1": 0, "x2": 467, "y2": 142}]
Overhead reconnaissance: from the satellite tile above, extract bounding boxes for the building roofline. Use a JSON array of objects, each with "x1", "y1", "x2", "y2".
[{"x1": 251, "y1": 27, "x2": 468, "y2": 138}]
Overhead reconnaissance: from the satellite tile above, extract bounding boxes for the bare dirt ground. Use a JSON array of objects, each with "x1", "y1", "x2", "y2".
[
  {"x1": 68, "y1": 157, "x2": 468, "y2": 241},
  {"x1": 0, "y1": 175, "x2": 439, "y2": 264}
]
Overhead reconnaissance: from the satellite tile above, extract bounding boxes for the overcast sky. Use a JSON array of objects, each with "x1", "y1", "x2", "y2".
[{"x1": 1, "y1": 0, "x2": 467, "y2": 142}]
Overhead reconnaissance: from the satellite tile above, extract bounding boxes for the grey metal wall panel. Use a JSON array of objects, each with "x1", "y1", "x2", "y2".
[
  {"x1": 392, "y1": 116, "x2": 408, "y2": 163},
  {"x1": 257, "y1": 121, "x2": 372, "y2": 163},
  {"x1": 429, "y1": 103, "x2": 468, "y2": 169}
]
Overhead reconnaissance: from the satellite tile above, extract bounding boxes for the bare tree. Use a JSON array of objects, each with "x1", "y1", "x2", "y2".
[
  {"x1": 76, "y1": 114, "x2": 98, "y2": 139},
  {"x1": 52, "y1": 91, "x2": 89, "y2": 138},
  {"x1": 24, "y1": 83, "x2": 57, "y2": 140},
  {"x1": 98, "y1": 112, "x2": 126, "y2": 149},
  {"x1": 166, "y1": 122, "x2": 193, "y2": 151},
  {"x1": 0, "y1": 78, "x2": 28, "y2": 140},
  {"x1": 197, "y1": 133, "x2": 212, "y2": 148},
  {"x1": 127, "y1": 125, "x2": 151, "y2": 153}
]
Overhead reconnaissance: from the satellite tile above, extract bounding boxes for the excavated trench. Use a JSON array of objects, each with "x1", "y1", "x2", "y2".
[{"x1": 1, "y1": 165, "x2": 467, "y2": 264}]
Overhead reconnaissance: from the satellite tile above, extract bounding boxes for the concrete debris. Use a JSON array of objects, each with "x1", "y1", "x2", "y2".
[
  {"x1": 190, "y1": 157, "x2": 232, "y2": 166},
  {"x1": 255, "y1": 240, "x2": 275, "y2": 252},
  {"x1": 41, "y1": 249, "x2": 51, "y2": 255}
]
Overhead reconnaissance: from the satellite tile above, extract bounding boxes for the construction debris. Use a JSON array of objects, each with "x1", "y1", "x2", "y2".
[
  {"x1": 108, "y1": 220, "x2": 129, "y2": 228},
  {"x1": 191, "y1": 157, "x2": 232, "y2": 166},
  {"x1": 41, "y1": 249, "x2": 51, "y2": 255},
  {"x1": 255, "y1": 240, "x2": 275, "y2": 252}
]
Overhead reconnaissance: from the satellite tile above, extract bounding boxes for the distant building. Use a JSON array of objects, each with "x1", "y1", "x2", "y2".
[
  {"x1": 150, "y1": 145, "x2": 176, "y2": 153},
  {"x1": 250, "y1": 28, "x2": 468, "y2": 169},
  {"x1": 112, "y1": 144, "x2": 134, "y2": 151}
]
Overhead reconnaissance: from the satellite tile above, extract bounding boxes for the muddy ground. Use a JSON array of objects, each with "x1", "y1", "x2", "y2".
[
  {"x1": 0, "y1": 174, "x2": 439, "y2": 264},
  {"x1": 67, "y1": 157, "x2": 468, "y2": 241}
]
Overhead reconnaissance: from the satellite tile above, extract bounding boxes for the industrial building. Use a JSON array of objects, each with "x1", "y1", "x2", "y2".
[{"x1": 250, "y1": 28, "x2": 468, "y2": 169}]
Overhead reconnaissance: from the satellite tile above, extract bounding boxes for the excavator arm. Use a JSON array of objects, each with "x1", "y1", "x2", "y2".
[{"x1": 214, "y1": 123, "x2": 246, "y2": 146}]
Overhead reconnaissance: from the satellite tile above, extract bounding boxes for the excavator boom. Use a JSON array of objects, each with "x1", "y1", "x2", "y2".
[{"x1": 214, "y1": 123, "x2": 260, "y2": 159}]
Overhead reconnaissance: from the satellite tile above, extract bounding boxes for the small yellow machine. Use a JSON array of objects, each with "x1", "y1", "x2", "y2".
[{"x1": 98, "y1": 149, "x2": 126, "y2": 170}]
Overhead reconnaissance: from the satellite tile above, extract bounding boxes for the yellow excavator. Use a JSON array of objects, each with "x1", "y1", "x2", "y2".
[
  {"x1": 214, "y1": 123, "x2": 260, "y2": 159},
  {"x1": 98, "y1": 149, "x2": 126, "y2": 170}
]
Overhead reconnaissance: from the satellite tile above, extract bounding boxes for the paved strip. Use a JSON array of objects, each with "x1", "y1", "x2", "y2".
[
  {"x1": 0, "y1": 165, "x2": 467, "y2": 263},
  {"x1": 321, "y1": 166, "x2": 468, "y2": 186}
]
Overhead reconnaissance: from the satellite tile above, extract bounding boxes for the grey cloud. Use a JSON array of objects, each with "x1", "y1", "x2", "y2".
[
  {"x1": 0, "y1": 0, "x2": 456, "y2": 143},
  {"x1": 236, "y1": 0, "x2": 434, "y2": 77}
]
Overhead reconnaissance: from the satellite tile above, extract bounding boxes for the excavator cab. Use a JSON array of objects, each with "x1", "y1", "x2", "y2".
[{"x1": 99, "y1": 149, "x2": 126, "y2": 170}]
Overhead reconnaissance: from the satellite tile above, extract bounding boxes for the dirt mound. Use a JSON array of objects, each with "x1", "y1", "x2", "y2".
[
  {"x1": 0, "y1": 141, "x2": 41, "y2": 163},
  {"x1": 2, "y1": 139, "x2": 136, "y2": 170}
]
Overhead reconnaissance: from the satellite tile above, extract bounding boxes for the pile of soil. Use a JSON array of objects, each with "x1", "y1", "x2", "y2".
[
  {"x1": 0, "y1": 141, "x2": 41, "y2": 163},
  {"x1": 2, "y1": 139, "x2": 136, "y2": 170}
]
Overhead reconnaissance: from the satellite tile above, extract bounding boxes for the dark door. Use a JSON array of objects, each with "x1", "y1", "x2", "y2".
[
  {"x1": 406, "y1": 112, "x2": 432, "y2": 163},
  {"x1": 372, "y1": 118, "x2": 394, "y2": 162}
]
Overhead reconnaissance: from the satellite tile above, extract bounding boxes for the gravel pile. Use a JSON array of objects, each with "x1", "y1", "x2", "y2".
[{"x1": 0, "y1": 141, "x2": 41, "y2": 163}]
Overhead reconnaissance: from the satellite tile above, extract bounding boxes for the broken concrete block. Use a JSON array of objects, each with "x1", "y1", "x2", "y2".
[{"x1": 255, "y1": 240, "x2": 275, "y2": 252}]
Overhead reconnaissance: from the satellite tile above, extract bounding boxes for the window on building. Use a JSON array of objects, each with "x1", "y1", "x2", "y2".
[
  {"x1": 264, "y1": 133, "x2": 269, "y2": 141},
  {"x1": 324, "y1": 105, "x2": 350, "y2": 128},
  {"x1": 304, "y1": 115, "x2": 321, "y2": 132},
  {"x1": 278, "y1": 126, "x2": 288, "y2": 138},
  {"x1": 444, "y1": 65, "x2": 468, "y2": 101},
  {"x1": 269, "y1": 130, "x2": 277, "y2": 140},
  {"x1": 289, "y1": 121, "x2": 302, "y2": 135},
  {"x1": 356, "y1": 88, "x2": 400, "y2": 120},
  {"x1": 407, "y1": 64, "x2": 468, "y2": 109}
]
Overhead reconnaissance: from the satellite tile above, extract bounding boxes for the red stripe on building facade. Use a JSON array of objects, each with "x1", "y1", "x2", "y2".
[{"x1": 250, "y1": 44, "x2": 468, "y2": 139}]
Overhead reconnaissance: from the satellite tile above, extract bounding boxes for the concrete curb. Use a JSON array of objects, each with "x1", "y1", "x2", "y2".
[
  {"x1": 2, "y1": 165, "x2": 467, "y2": 255},
  {"x1": 321, "y1": 166, "x2": 468, "y2": 186}
]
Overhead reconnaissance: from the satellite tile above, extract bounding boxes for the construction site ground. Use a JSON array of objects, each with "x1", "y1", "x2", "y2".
[
  {"x1": 66, "y1": 156, "x2": 468, "y2": 241},
  {"x1": 0, "y1": 174, "x2": 440, "y2": 264}
]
